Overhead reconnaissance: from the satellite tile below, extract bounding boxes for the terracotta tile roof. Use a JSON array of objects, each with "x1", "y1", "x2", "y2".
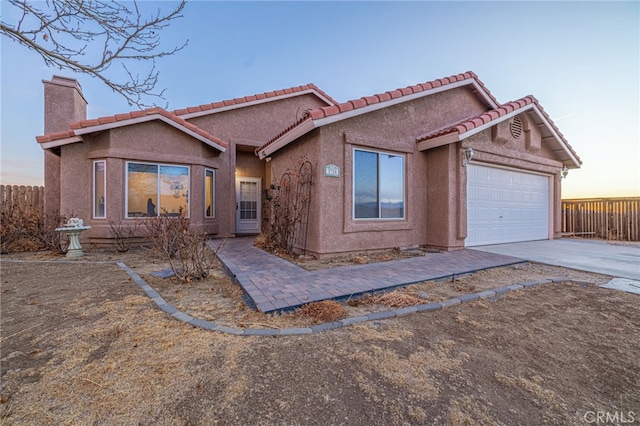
[
  {"x1": 256, "y1": 71, "x2": 497, "y2": 157},
  {"x1": 36, "y1": 130, "x2": 77, "y2": 143},
  {"x1": 416, "y1": 95, "x2": 582, "y2": 166},
  {"x1": 307, "y1": 71, "x2": 496, "y2": 121},
  {"x1": 37, "y1": 107, "x2": 228, "y2": 150},
  {"x1": 172, "y1": 83, "x2": 338, "y2": 116},
  {"x1": 416, "y1": 97, "x2": 537, "y2": 141}
]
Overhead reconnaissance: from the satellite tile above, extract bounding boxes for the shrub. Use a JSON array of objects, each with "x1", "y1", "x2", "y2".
[
  {"x1": 261, "y1": 157, "x2": 313, "y2": 255},
  {"x1": 142, "y1": 215, "x2": 189, "y2": 259},
  {"x1": 0, "y1": 202, "x2": 24, "y2": 253},
  {"x1": 34, "y1": 211, "x2": 70, "y2": 254},
  {"x1": 109, "y1": 220, "x2": 140, "y2": 253},
  {"x1": 0, "y1": 203, "x2": 68, "y2": 254},
  {"x1": 142, "y1": 216, "x2": 218, "y2": 283}
]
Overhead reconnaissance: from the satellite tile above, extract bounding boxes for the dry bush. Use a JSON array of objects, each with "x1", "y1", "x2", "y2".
[
  {"x1": 142, "y1": 215, "x2": 189, "y2": 259},
  {"x1": 173, "y1": 231, "x2": 218, "y2": 282},
  {"x1": 0, "y1": 202, "x2": 24, "y2": 253},
  {"x1": 349, "y1": 291, "x2": 424, "y2": 308},
  {"x1": 142, "y1": 216, "x2": 217, "y2": 283},
  {"x1": 0, "y1": 203, "x2": 68, "y2": 254},
  {"x1": 294, "y1": 300, "x2": 347, "y2": 323},
  {"x1": 261, "y1": 157, "x2": 312, "y2": 255},
  {"x1": 35, "y1": 211, "x2": 70, "y2": 254},
  {"x1": 109, "y1": 220, "x2": 140, "y2": 253}
]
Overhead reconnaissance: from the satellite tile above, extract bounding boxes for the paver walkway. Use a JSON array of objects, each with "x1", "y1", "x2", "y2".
[{"x1": 211, "y1": 238, "x2": 524, "y2": 313}]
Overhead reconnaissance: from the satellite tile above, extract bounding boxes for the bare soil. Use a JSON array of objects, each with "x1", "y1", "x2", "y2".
[{"x1": 1, "y1": 247, "x2": 639, "y2": 425}]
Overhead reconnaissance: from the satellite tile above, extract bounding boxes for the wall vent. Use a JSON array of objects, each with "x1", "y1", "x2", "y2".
[{"x1": 510, "y1": 116, "x2": 523, "y2": 139}]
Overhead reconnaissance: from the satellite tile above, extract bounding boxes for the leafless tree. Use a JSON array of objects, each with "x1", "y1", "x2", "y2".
[{"x1": 1, "y1": 0, "x2": 187, "y2": 108}]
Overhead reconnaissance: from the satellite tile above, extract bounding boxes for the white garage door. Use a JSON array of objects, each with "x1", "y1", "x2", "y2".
[{"x1": 466, "y1": 164, "x2": 549, "y2": 246}]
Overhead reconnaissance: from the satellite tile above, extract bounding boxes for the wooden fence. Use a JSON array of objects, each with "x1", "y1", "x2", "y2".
[
  {"x1": 562, "y1": 197, "x2": 640, "y2": 242},
  {"x1": 0, "y1": 185, "x2": 45, "y2": 214}
]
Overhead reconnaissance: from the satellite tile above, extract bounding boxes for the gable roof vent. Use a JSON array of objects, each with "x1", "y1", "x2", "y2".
[{"x1": 510, "y1": 116, "x2": 523, "y2": 139}]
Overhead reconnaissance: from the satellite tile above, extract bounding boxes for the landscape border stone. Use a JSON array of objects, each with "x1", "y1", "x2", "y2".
[
  {"x1": 114, "y1": 261, "x2": 573, "y2": 335},
  {"x1": 0, "y1": 258, "x2": 587, "y2": 336}
]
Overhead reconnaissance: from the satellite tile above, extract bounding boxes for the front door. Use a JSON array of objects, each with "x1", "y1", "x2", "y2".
[{"x1": 235, "y1": 177, "x2": 261, "y2": 234}]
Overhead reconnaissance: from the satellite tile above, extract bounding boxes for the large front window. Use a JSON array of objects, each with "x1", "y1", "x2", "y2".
[
  {"x1": 126, "y1": 162, "x2": 189, "y2": 218},
  {"x1": 353, "y1": 149, "x2": 404, "y2": 219}
]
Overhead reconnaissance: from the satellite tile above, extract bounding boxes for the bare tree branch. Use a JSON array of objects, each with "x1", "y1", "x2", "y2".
[{"x1": 0, "y1": 0, "x2": 188, "y2": 108}]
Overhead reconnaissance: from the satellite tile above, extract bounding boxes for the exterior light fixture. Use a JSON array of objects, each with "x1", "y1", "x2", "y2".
[
  {"x1": 559, "y1": 165, "x2": 569, "y2": 181},
  {"x1": 462, "y1": 147, "x2": 474, "y2": 167}
]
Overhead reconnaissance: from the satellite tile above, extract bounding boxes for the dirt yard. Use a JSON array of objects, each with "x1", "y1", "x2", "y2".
[{"x1": 1, "y1": 247, "x2": 639, "y2": 425}]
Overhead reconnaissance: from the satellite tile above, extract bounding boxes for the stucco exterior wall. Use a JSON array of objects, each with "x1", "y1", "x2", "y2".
[
  {"x1": 268, "y1": 86, "x2": 490, "y2": 256},
  {"x1": 266, "y1": 129, "x2": 322, "y2": 253},
  {"x1": 43, "y1": 79, "x2": 331, "y2": 243},
  {"x1": 58, "y1": 120, "x2": 224, "y2": 243},
  {"x1": 186, "y1": 94, "x2": 329, "y2": 237},
  {"x1": 43, "y1": 76, "x2": 87, "y2": 216},
  {"x1": 189, "y1": 94, "x2": 328, "y2": 147},
  {"x1": 425, "y1": 144, "x2": 463, "y2": 250},
  {"x1": 269, "y1": 89, "x2": 567, "y2": 256},
  {"x1": 236, "y1": 151, "x2": 264, "y2": 178}
]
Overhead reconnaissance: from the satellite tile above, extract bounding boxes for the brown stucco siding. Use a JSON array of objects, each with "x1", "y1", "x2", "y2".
[
  {"x1": 267, "y1": 86, "x2": 567, "y2": 255},
  {"x1": 58, "y1": 120, "x2": 225, "y2": 242},
  {"x1": 267, "y1": 86, "x2": 489, "y2": 256},
  {"x1": 313, "y1": 87, "x2": 488, "y2": 256},
  {"x1": 236, "y1": 151, "x2": 263, "y2": 178},
  {"x1": 425, "y1": 144, "x2": 465, "y2": 250},
  {"x1": 264, "y1": 129, "x2": 322, "y2": 253},
  {"x1": 43, "y1": 78, "x2": 87, "y2": 216},
  {"x1": 188, "y1": 94, "x2": 328, "y2": 147}
]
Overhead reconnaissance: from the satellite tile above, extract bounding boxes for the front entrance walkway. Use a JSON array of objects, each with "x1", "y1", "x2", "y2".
[{"x1": 211, "y1": 238, "x2": 524, "y2": 313}]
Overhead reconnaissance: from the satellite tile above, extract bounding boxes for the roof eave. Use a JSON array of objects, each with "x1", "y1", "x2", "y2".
[
  {"x1": 73, "y1": 114, "x2": 227, "y2": 152},
  {"x1": 416, "y1": 103, "x2": 581, "y2": 170},
  {"x1": 258, "y1": 119, "x2": 316, "y2": 159},
  {"x1": 417, "y1": 105, "x2": 534, "y2": 151},
  {"x1": 530, "y1": 105, "x2": 581, "y2": 169},
  {"x1": 417, "y1": 133, "x2": 460, "y2": 151},
  {"x1": 179, "y1": 89, "x2": 335, "y2": 120},
  {"x1": 258, "y1": 76, "x2": 499, "y2": 158},
  {"x1": 319, "y1": 79, "x2": 482, "y2": 129},
  {"x1": 39, "y1": 136, "x2": 82, "y2": 150}
]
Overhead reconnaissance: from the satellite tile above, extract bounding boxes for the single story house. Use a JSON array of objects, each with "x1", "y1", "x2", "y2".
[{"x1": 37, "y1": 72, "x2": 581, "y2": 256}]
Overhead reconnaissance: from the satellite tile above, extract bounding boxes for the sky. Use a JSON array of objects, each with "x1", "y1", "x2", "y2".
[{"x1": 1, "y1": 1, "x2": 638, "y2": 198}]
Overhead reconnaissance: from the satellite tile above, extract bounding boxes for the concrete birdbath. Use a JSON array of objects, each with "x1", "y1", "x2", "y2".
[{"x1": 56, "y1": 218, "x2": 91, "y2": 258}]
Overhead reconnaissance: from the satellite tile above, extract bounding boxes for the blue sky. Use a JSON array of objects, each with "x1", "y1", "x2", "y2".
[{"x1": 1, "y1": 1, "x2": 638, "y2": 198}]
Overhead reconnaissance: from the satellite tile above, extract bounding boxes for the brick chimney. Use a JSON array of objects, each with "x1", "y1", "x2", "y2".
[{"x1": 42, "y1": 76, "x2": 88, "y2": 215}]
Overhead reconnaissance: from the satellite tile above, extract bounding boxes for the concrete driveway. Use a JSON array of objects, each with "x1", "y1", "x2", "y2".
[{"x1": 473, "y1": 239, "x2": 640, "y2": 280}]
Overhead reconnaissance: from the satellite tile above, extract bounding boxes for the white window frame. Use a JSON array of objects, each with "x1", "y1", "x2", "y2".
[
  {"x1": 204, "y1": 168, "x2": 215, "y2": 218},
  {"x1": 93, "y1": 160, "x2": 106, "y2": 219},
  {"x1": 125, "y1": 161, "x2": 191, "y2": 218},
  {"x1": 352, "y1": 148, "x2": 406, "y2": 220}
]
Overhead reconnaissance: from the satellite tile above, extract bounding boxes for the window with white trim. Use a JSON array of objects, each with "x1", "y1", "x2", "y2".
[
  {"x1": 93, "y1": 160, "x2": 106, "y2": 218},
  {"x1": 204, "y1": 168, "x2": 215, "y2": 218},
  {"x1": 126, "y1": 162, "x2": 190, "y2": 218},
  {"x1": 353, "y1": 149, "x2": 405, "y2": 219}
]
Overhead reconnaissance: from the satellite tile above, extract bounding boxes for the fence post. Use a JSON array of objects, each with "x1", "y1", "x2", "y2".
[
  {"x1": 562, "y1": 197, "x2": 639, "y2": 242},
  {"x1": 0, "y1": 185, "x2": 45, "y2": 214}
]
